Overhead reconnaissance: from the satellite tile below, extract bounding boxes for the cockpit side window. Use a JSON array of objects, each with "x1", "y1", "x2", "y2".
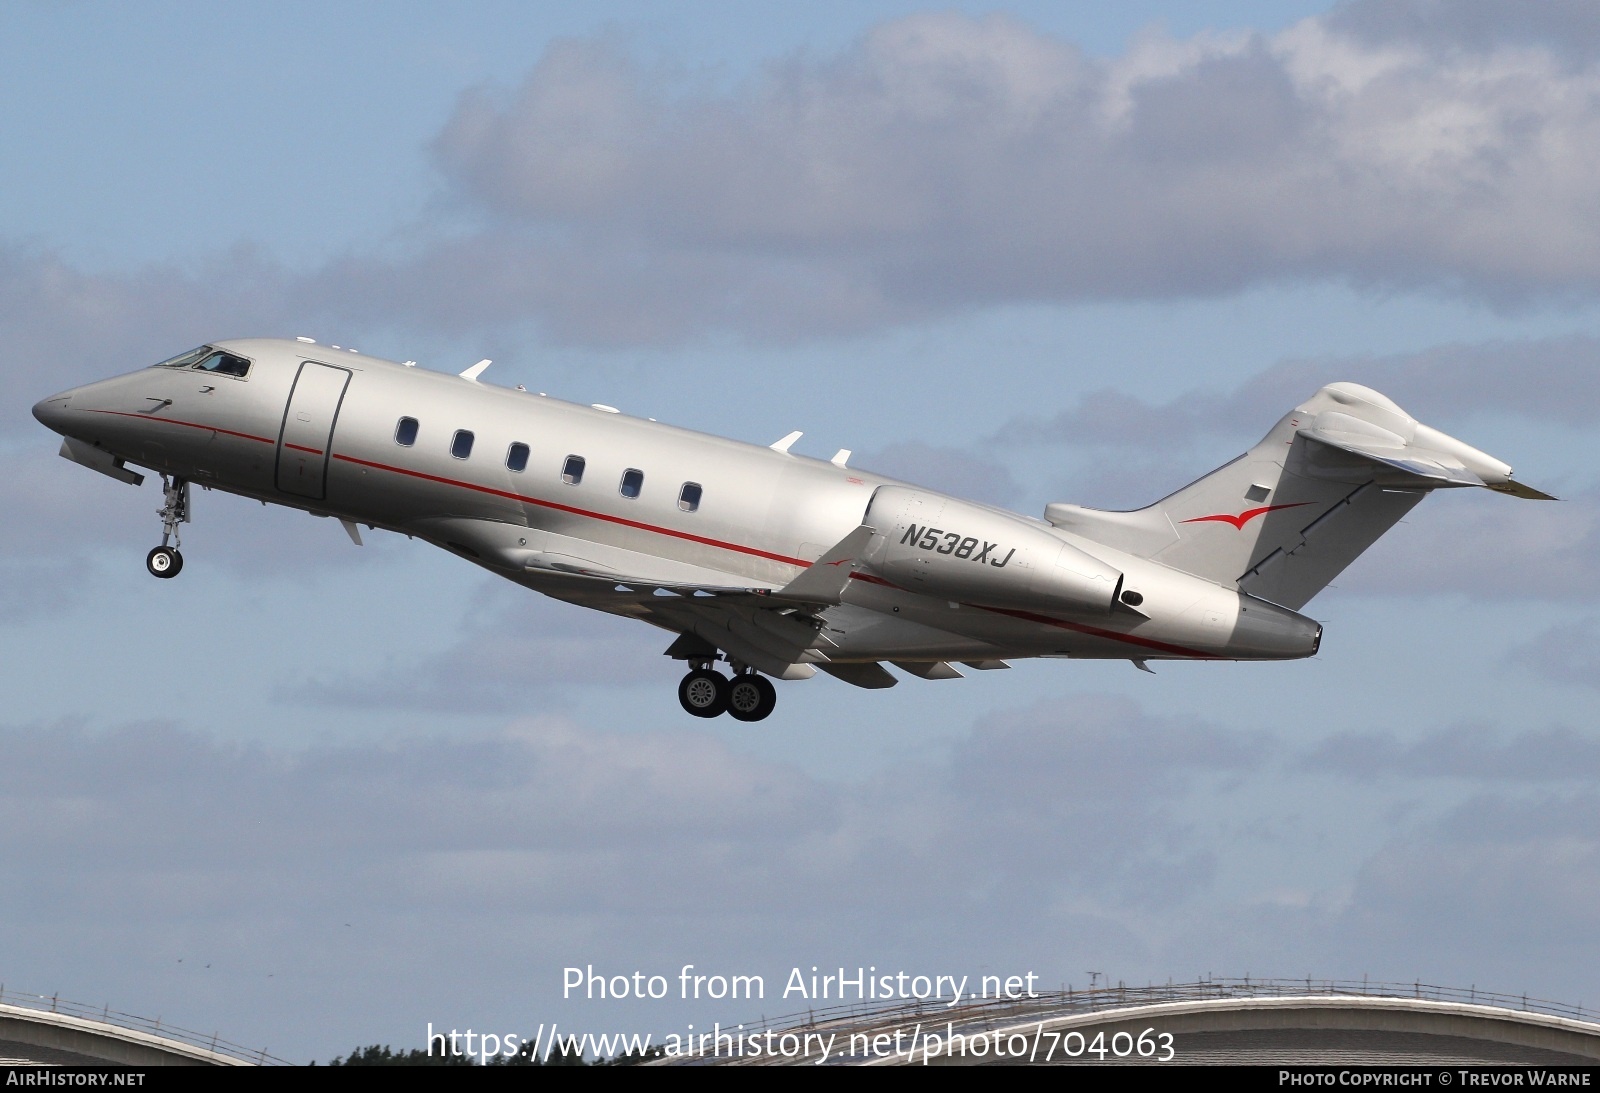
[
  {"x1": 193, "y1": 350, "x2": 252, "y2": 378},
  {"x1": 154, "y1": 346, "x2": 212, "y2": 369}
]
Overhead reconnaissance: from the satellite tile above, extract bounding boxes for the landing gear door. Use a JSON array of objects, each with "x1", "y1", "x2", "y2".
[{"x1": 276, "y1": 361, "x2": 351, "y2": 500}]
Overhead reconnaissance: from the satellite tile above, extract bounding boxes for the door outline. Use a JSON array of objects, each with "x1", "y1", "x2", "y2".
[{"x1": 275, "y1": 361, "x2": 352, "y2": 500}]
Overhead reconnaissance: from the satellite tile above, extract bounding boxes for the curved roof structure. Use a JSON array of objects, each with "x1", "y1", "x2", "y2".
[
  {"x1": 654, "y1": 978, "x2": 1600, "y2": 1066},
  {"x1": 0, "y1": 988, "x2": 288, "y2": 1067}
]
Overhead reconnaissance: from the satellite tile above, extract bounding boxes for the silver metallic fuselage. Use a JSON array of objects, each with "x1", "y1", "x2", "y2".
[{"x1": 32, "y1": 338, "x2": 1322, "y2": 672}]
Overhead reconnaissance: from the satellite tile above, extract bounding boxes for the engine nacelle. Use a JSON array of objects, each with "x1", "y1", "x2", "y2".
[{"x1": 862, "y1": 486, "x2": 1123, "y2": 615}]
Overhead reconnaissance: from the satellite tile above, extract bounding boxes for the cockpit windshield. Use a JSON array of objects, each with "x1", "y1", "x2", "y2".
[
  {"x1": 195, "y1": 350, "x2": 251, "y2": 377},
  {"x1": 154, "y1": 346, "x2": 212, "y2": 369},
  {"x1": 151, "y1": 345, "x2": 251, "y2": 378}
]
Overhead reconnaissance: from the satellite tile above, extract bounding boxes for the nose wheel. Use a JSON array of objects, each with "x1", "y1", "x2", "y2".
[
  {"x1": 148, "y1": 475, "x2": 191, "y2": 579},
  {"x1": 676, "y1": 668, "x2": 778, "y2": 721},
  {"x1": 146, "y1": 546, "x2": 183, "y2": 578}
]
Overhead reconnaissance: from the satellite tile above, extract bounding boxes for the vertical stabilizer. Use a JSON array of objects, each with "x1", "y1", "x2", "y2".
[{"x1": 1044, "y1": 383, "x2": 1551, "y2": 610}]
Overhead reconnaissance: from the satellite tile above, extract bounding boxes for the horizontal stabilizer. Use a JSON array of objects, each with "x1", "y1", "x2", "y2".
[
  {"x1": 1300, "y1": 428, "x2": 1486, "y2": 489},
  {"x1": 774, "y1": 525, "x2": 878, "y2": 604}
]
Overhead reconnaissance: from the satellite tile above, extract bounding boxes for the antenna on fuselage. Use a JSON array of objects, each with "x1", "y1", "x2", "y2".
[
  {"x1": 459, "y1": 359, "x2": 492, "y2": 382},
  {"x1": 770, "y1": 431, "x2": 803, "y2": 453}
]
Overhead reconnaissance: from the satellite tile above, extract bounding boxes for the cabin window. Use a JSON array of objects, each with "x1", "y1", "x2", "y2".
[
  {"x1": 506, "y1": 443, "x2": 530, "y2": 472},
  {"x1": 678, "y1": 482, "x2": 702, "y2": 512},
  {"x1": 620, "y1": 468, "x2": 644, "y2": 499},
  {"x1": 562, "y1": 455, "x2": 585, "y2": 485},
  {"x1": 395, "y1": 417, "x2": 419, "y2": 446},
  {"x1": 451, "y1": 430, "x2": 474, "y2": 459}
]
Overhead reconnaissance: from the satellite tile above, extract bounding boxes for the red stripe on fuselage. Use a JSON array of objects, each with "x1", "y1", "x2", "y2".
[
  {"x1": 331, "y1": 452, "x2": 814, "y2": 569},
  {"x1": 85, "y1": 408, "x2": 273, "y2": 446},
  {"x1": 84, "y1": 407, "x2": 1218, "y2": 658},
  {"x1": 982, "y1": 605, "x2": 1222, "y2": 659},
  {"x1": 84, "y1": 407, "x2": 810, "y2": 568},
  {"x1": 846, "y1": 573, "x2": 1218, "y2": 659}
]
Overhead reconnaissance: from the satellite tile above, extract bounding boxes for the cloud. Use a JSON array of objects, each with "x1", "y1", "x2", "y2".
[
  {"x1": 852, "y1": 441, "x2": 1023, "y2": 508},
  {"x1": 1340, "y1": 487, "x2": 1600, "y2": 600},
  {"x1": 290, "y1": 585, "x2": 667, "y2": 711},
  {"x1": 379, "y1": 6, "x2": 1600, "y2": 342},
  {"x1": 0, "y1": 243, "x2": 300, "y2": 435},
  {"x1": 1322, "y1": 789, "x2": 1600, "y2": 984},
  {"x1": 0, "y1": 444, "x2": 421, "y2": 600},
  {"x1": 1328, "y1": 0, "x2": 1600, "y2": 64},
  {"x1": 0, "y1": 691, "x2": 1274, "y2": 1056},
  {"x1": 14, "y1": 6, "x2": 1600, "y2": 351},
  {"x1": 1009, "y1": 335, "x2": 1600, "y2": 452},
  {"x1": 1169, "y1": 786, "x2": 1600, "y2": 1001},
  {"x1": 1304, "y1": 721, "x2": 1600, "y2": 781},
  {"x1": 13, "y1": 690, "x2": 1600, "y2": 1058},
  {"x1": 1507, "y1": 618, "x2": 1600, "y2": 689},
  {"x1": 929, "y1": 695, "x2": 1271, "y2": 907}
]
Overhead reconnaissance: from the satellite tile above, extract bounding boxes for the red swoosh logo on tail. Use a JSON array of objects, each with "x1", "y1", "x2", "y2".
[{"x1": 1182, "y1": 502, "x2": 1312, "y2": 530}]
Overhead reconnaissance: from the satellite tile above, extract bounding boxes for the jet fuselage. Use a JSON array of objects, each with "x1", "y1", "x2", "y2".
[{"x1": 34, "y1": 338, "x2": 1334, "y2": 715}]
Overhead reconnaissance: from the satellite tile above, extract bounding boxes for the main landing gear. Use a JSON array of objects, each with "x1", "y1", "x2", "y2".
[
  {"x1": 146, "y1": 475, "x2": 190, "y2": 579},
  {"x1": 677, "y1": 665, "x2": 778, "y2": 722}
]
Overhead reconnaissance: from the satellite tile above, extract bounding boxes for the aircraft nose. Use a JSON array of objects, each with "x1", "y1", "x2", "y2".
[{"x1": 32, "y1": 391, "x2": 74, "y2": 434}]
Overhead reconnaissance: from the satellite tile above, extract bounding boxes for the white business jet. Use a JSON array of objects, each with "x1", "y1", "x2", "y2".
[{"x1": 33, "y1": 338, "x2": 1551, "y2": 721}]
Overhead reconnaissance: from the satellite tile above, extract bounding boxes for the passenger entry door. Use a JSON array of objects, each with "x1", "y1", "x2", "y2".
[{"x1": 276, "y1": 361, "x2": 351, "y2": 500}]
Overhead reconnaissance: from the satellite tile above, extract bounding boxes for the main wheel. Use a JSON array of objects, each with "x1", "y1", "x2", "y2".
[
  {"x1": 726, "y1": 674, "x2": 777, "y2": 722},
  {"x1": 146, "y1": 546, "x2": 183, "y2": 579},
  {"x1": 677, "y1": 669, "x2": 728, "y2": 718}
]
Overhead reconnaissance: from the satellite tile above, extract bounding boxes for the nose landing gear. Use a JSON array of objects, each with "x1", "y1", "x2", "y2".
[
  {"x1": 147, "y1": 476, "x2": 190, "y2": 579},
  {"x1": 676, "y1": 662, "x2": 778, "y2": 721},
  {"x1": 146, "y1": 545, "x2": 182, "y2": 578}
]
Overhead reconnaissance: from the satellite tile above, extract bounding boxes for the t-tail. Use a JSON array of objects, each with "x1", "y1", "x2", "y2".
[{"x1": 1044, "y1": 382, "x2": 1554, "y2": 610}]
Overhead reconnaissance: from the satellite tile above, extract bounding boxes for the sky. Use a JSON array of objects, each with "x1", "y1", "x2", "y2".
[{"x1": 3, "y1": 0, "x2": 1600, "y2": 1063}]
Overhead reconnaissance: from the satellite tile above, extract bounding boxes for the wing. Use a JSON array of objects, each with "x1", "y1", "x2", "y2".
[{"x1": 415, "y1": 517, "x2": 898, "y2": 683}]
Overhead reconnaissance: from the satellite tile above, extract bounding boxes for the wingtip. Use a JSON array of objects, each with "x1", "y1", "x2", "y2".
[{"x1": 1488, "y1": 480, "x2": 1558, "y2": 501}]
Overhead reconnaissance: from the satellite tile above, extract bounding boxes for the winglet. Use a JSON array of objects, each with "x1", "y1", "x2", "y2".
[
  {"x1": 774, "y1": 525, "x2": 877, "y2": 604},
  {"x1": 770, "y1": 430, "x2": 803, "y2": 453},
  {"x1": 460, "y1": 359, "x2": 492, "y2": 382},
  {"x1": 1487, "y1": 479, "x2": 1558, "y2": 501}
]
